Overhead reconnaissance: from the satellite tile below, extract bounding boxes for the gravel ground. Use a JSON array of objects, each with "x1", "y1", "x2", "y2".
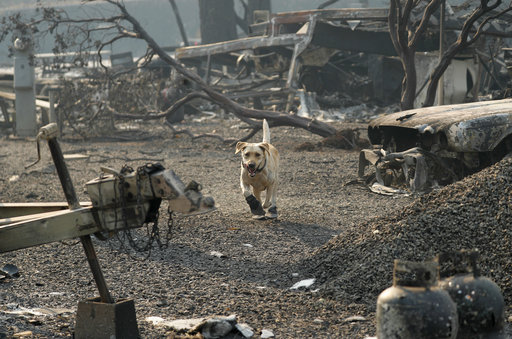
[{"x1": 0, "y1": 117, "x2": 510, "y2": 338}]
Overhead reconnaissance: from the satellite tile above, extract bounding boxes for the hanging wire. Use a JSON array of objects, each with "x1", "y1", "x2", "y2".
[{"x1": 96, "y1": 163, "x2": 175, "y2": 260}]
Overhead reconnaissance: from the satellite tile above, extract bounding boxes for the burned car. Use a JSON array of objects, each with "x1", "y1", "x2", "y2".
[{"x1": 359, "y1": 99, "x2": 512, "y2": 192}]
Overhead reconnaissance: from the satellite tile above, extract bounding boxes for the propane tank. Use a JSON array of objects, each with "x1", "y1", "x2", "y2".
[
  {"x1": 376, "y1": 260, "x2": 458, "y2": 339},
  {"x1": 437, "y1": 250, "x2": 505, "y2": 338}
]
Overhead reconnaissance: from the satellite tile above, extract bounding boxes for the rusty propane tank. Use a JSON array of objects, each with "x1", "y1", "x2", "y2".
[
  {"x1": 376, "y1": 260, "x2": 458, "y2": 339},
  {"x1": 437, "y1": 250, "x2": 505, "y2": 338}
]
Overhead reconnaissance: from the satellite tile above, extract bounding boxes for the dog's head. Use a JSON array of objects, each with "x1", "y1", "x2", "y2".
[{"x1": 235, "y1": 142, "x2": 269, "y2": 177}]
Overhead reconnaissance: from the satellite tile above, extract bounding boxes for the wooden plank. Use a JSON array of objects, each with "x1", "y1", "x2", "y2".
[
  {"x1": 0, "y1": 209, "x2": 72, "y2": 226},
  {"x1": 176, "y1": 34, "x2": 302, "y2": 59},
  {"x1": 271, "y1": 8, "x2": 389, "y2": 22},
  {"x1": 0, "y1": 201, "x2": 92, "y2": 219},
  {"x1": 0, "y1": 207, "x2": 97, "y2": 253}
]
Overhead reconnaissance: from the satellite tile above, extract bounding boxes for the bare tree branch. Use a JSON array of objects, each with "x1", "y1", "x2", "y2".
[
  {"x1": 388, "y1": 0, "x2": 401, "y2": 56},
  {"x1": 409, "y1": 0, "x2": 441, "y2": 48}
]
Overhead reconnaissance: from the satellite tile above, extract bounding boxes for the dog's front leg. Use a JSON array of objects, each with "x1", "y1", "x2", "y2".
[
  {"x1": 241, "y1": 180, "x2": 265, "y2": 218},
  {"x1": 263, "y1": 188, "x2": 271, "y2": 209},
  {"x1": 264, "y1": 184, "x2": 278, "y2": 219}
]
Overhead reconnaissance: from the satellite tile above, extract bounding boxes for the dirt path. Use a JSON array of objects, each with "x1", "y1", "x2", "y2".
[{"x1": 1, "y1": 117, "x2": 492, "y2": 338}]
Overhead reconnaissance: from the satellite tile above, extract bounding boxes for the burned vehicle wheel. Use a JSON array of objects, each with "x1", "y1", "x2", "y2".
[{"x1": 359, "y1": 99, "x2": 512, "y2": 192}]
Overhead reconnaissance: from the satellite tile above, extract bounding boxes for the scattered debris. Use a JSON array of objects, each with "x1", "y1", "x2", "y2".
[
  {"x1": 12, "y1": 331, "x2": 33, "y2": 338},
  {"x1": 260, "y1": 329, "x2": 275, "y2": 338},
  {"x1": 146, "y1": 314, "x2": 254, "y2": 338},
  {"x1": 146, "y1": 316, "x2": 204, "y2": 330},
  {"x1": 63, "y1": 153, "x2": 89, "y2": 160},
  {"x1": 210, "y1": 251, "x2": 226, "y2": 258},
  {"x1": 2, "y1": 305, "x2": 74, "y2": 317},
  {"x1": 196, "y1": 314, "x2": 237, "y2": 339},
  {"x1": 235, "y1": 323, "x2": 255, "y2": 338},
  {"x1": 343, "y1": 315, "x2": 367, "y2": 323},
  {"x1": 369, "y1": 183, "x2": 407, "y2": 196},
  {"x1": 0, "y1": 264, "x2": 19, "y2": 278},
  {"x1": 290, "y1": 278, "x2": 315, "y2": 290},
  {"x1": 309, "y1": 159, "x2": 336, "y2": 164}
]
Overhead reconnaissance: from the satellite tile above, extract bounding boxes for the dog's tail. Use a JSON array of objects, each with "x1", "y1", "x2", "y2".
[{"x1": 262, "y1": 119, "x2": 270, "y2": 143}]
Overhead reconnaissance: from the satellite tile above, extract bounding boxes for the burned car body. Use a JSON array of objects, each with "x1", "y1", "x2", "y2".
[{"x1": 359, "y1": 99, "x2": 512, "y2": 192}]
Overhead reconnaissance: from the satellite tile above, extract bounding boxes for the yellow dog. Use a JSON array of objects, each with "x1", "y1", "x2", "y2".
[{"x1": 235, "y1": 119, "x2": 279, "y2": 219}]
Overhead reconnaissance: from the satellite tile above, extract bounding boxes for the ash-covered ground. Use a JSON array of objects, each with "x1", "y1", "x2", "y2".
[{"x1": 0, "y1": 117, "x2": 510, "y2": 338}]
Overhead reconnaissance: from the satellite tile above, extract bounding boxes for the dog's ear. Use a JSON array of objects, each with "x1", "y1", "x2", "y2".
[
  {"x1": 235, "y1": 141, "x2": 247, "y2": 154},
  {"x1": 259, "y1": 142, "x2": 270, "y2": 153}
]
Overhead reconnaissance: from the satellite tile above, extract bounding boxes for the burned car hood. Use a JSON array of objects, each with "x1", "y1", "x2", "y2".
[
  {"x1": 370, "y1": 99, "x2": 512, "y2": 130},
  {"x1": 368, "y1": 99, "x2": 512, "y2": 152}
]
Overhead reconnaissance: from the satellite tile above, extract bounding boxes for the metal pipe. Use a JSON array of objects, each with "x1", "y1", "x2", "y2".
[
  {"x1": 47, "y1": 138, "x2": 80, "y2": 210},
  {"x1": 45, "y1": 129, "x2": 114, "y2": 304}
]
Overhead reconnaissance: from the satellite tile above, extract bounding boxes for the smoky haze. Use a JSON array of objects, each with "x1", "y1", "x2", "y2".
[{"x1": 0, "y1": 0, "x2": 392, "y2": 66}]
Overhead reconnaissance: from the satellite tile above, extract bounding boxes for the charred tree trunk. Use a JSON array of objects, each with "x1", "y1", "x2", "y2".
[
  {"x1": 199, "y1": 0, "x2": 237, "y2": 44},
  {"x1": 400, "y1": 49, "x2": 417, "y2": 111}
]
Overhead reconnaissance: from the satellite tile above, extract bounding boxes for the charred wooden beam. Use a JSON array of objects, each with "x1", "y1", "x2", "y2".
[
  {"x1": 270, "y1": 8, "x2": 389, "y2": 23},
  {"x1": 176, "y1": 34, "x2": 303, "y2": 60}
]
